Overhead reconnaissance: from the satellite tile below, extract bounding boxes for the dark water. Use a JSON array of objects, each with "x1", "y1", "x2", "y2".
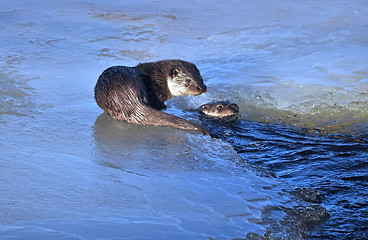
[{"x1": 203, "y1": 118, "x2": 368, "y2": 239}]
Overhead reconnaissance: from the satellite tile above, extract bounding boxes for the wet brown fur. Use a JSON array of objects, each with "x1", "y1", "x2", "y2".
[
  {"x1": 197, "y1": 101, "x2": 239, "y2": 118},
  {"x1": 94, "y1": 60, "x2": 208, "y2": 133}
]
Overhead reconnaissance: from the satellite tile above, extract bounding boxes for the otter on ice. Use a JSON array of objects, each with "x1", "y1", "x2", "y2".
[
  {"x1": 197, "y1": 101, "x2": 239, "y2": 119},
  {"x1": 94, "y1": 59, "x2": 208, "y2": 134}
]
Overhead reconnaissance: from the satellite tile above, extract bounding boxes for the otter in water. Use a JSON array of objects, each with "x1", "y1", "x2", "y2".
[
  {"x1": 94, "y1": 59, "x2": 208, "y2": 133},
  {"x1": 197, "y1": 101, "x2": 240, "y2": 119},
  {"x1": 196, "y1": 101, "x2": 240, "y2": 138}
]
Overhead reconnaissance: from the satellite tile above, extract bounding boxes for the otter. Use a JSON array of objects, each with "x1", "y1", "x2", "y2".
[
  {"x1": 196, "y1": 101, "x2": 240, "y2": 138},
  {"x1": 197, "y1": 101, "x2": 240, "y2": 119},
  {"x1": 94, "y1": 59, "x2": 208, "y2": 134}
]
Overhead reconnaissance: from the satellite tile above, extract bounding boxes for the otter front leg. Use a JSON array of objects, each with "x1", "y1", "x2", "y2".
[
  {"x1": 104, "y1": 99, "x2": 208, "y2": 134},
  {"x1": 133, "y1": 104, "x2": 209, "y2": 134}
]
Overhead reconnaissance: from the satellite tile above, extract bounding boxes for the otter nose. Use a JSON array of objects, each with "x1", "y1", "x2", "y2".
[
  {"x1": 229, "y1": 104, "x2": 239, "y2": 110},
  {"x1": 197, "y1": 85, "x2": 207, "y2": 93}
]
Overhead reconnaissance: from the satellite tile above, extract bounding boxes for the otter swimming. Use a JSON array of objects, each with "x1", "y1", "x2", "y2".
[
  {"x1": 94, "y1": 59, "x2": 208, "y2": 133},
  {"x1": 197, "y1": 101, "x2": 239, "y2": 119}
]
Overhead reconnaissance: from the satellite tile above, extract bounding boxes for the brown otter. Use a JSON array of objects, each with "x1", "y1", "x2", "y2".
[
  {"x1": 197, "y1": 101, "x2": 240, "y2": 119},
  {"x1": 94, "y1": 59, "x2": 208, "y2": 133}
]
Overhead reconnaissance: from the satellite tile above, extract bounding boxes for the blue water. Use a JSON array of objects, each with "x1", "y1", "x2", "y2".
[{"x1": 1, "y1": 0, "x2": 367, "y2": 239}]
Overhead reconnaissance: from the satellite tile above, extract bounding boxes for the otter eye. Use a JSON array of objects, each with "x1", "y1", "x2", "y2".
[
  {"x1": 216, "y1": 105, "x2": 223, "y2": 110},
  {"x1": 185, "y1": 79, "x2": 191, "y2": 83}
]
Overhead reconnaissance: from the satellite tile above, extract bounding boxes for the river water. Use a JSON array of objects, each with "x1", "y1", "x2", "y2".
[{"x1": 1, "y1": 0, "x2": 367, "y2": 239}]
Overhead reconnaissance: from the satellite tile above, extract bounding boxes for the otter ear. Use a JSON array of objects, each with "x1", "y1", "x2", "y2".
[{"x1": 172, "y1": 68, "x2": 180, "y2": 77}]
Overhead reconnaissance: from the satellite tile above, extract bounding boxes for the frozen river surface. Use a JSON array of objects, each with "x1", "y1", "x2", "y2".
[{"x1": 1, "y1": 0, "x2": 367, "y2": 239}]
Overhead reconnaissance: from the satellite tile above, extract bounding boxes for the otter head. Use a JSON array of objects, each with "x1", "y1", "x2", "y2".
[
  {"x1": 167, "y1": 63, "x2": 207, "y2": 97},
  {"x1": 198, "y1": 101, "x2": 239, "y2": 118}
]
